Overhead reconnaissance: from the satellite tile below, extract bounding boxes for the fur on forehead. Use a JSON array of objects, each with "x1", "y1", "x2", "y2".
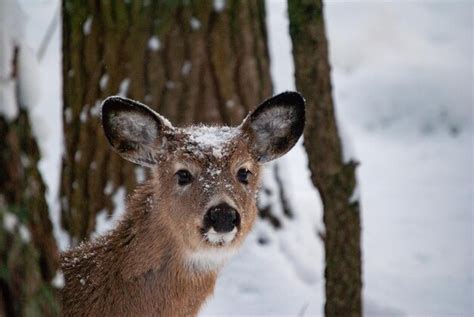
[
  {"x1": 175, "y1": 125, "x2": 243, "y2": 160},
  {"x1": 154, "y1": 128, "x2": 254, "y2": 171}
]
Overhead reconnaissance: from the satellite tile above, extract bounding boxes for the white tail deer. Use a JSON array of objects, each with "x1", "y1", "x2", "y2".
[{"x1": 61, "y1": 92, "x2": 305, "y2": 316}]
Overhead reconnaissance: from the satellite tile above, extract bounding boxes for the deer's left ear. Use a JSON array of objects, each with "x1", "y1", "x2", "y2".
[{"x1": 241, "y1": 91, "x2": 305, "y2": 163}]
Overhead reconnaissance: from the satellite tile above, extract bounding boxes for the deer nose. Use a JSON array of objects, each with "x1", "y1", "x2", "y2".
[{"x1": 204, "y1": 203, "x2": 240, "y2": 233}]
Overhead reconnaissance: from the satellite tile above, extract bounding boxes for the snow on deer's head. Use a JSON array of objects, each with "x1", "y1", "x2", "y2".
[{"x1": 101, "y1": 92, "x2": 305, "y2": 269}]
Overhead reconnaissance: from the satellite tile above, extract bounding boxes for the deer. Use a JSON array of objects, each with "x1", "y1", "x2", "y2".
[{"x1": 60, "y1": 91, "x2": 305, "y2": 316}]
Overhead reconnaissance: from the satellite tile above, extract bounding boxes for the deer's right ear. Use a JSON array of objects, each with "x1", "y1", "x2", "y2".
[
  {"x1": 241, "y1": 91, "x2": 305, "y2": 163},
  {"x1": 101, "y1": 96, "x2": 174, "y2": 167}
]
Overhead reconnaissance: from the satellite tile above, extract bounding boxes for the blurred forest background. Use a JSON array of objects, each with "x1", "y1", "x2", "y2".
[{"x1": 0, "y1": 0, "x2": 472, "y2": 316}]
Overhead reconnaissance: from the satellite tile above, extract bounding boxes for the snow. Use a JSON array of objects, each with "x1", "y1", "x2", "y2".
[
  {"x1": 0, "y1": 1, "x2": 22, "y2": 82},
  {"x1": 336, "y1": 114, "x2": 358, "y2": 163},
  {"x1": 118, "y1": 78, "x2": 130, "y2": 96},
  {"x1": 325, "y1": 1, "x2": 472, "y2": 137},
  {"x1": 324, "y1": 2, "x2": 473, "y2": 314},
  {"x1": 3, "y1": 212, "x2": 18, "y2": 232},
  {"x1": 0, "y1": 0, "x2": 30, "y2": 121},
  {"x1": 18, "y1": 224, "x2": 31, "y2": 242},
  {"x1": 0, "y1": 0, "x2": 40, "y2": 116},
  {"x1": 181, "y1": 61, "x2": 192, "y2": 76},
  {"x1": 353, "y1": 131, "x2": 472, "y2": 316},
  {"x1": 93, "y1": 186, "x2": 126, "y2": 238},
  {"x1": 82, "y1": 16, "x2": 92, "y2": 35},
  {"x1": 19, "y1": 0, "x2": 473, "y2": 316},
  {"x1": 349, "y1": 183, "x2": 360, "y2": 204},
  {"x1": 79, "y1": 107, "x2": 87, "y2": 122},
  {"x1": 64, "y1": 107, "x2": 72, "y2": 123},
  {"x1": 135, "y1": 167, "x2": 146, "y2": 183},
  {"x1": 2, "y1": 211, "x2": 31, "y2": 243},
  {"x1": 190, "y1": 17, "x2": 201, "y2": 30},
  {"x1": 99, "y1": 74, "x2": 109, "y2": 90},
  {"x1": 52, "y1": 270, "x2": 65, "y2": 288},
  {"x1": 165, "y1": 80, "x2": 175, "y2": 89},
  {"x1": 104, "y1": 181, "x2": 113, "y2": 195},
  {"x1": 19, "y1": 0, "x2": 68, "y2": 250},
  {"x1": 0, "y1": 80, "x2": 18, "y2": 121},
  {"x1": 185, "y1": 125, "x2": 239, "y2": 159},
  {"x1": 148, "y1": 36, "x2": 161, "y2": 51},
  {"x1": 17, "y1": 44, "x2": 41, "y2": 109},
  {"x1": 213, "y1": 0, "x2": 226, "y2": 12}
]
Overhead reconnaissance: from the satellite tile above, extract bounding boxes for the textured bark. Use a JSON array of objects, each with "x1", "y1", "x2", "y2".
[
  {"x1": 61, "y1": 0, "x2": 289, "y2": 245},
  {"x1": 0, "y1": 51, "x2": 60, "y2": 316},
  {"x1": 288, "y1": 0, "x2": 363, "y2": 316}
]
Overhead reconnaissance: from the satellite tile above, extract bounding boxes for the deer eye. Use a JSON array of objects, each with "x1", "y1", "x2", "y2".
[
  {"x1": 176, "y1": 169, "x2": 193, "y2": 186},
  {"x1": 237, "y1": 168, "x2": 251, "y2": 185}
]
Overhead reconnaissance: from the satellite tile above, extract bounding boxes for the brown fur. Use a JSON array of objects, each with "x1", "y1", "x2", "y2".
[
  {"x1": 61, "y1": 135, "x2": 260, "y2": 316},
  {"x1": 61, "y1": 92, "x2": 304, "y2": 316}
]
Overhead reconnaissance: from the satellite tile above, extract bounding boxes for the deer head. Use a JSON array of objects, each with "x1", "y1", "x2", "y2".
[{"x1": 101, "y1": 92, "x2": 305, "y2": 270}]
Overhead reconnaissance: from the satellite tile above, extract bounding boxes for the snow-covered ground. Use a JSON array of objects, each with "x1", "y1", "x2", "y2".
[
  {"x1": 325, "y1": 2, "x2": 473, "y2": 316},
  {"x1": 19, "y1": 0, "x2": 472, "y2": 316}
]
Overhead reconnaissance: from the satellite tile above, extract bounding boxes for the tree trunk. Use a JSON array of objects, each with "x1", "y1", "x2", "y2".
[
  {"x1": 288, "y1": 0, "x2": 363, "y2": 316},
  {"x1": 61, "y1": 0, "x2": 289, "y2": 244},
  {"x1": 0, "y1": 52, "x2": 60, "y2": 316}
]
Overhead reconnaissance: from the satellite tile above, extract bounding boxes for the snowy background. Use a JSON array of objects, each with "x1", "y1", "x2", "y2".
[{"x1": 17, "y1": 0, "x2": 473, "y2": 316}]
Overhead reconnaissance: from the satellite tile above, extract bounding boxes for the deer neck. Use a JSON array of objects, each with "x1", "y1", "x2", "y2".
[{"x1": 103, "y1": 184, "x2": 220, "y2": 315}]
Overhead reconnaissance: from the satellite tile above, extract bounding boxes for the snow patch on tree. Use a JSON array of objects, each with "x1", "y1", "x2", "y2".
[
  {"x1": 181, "y1": 61, "x2": 192, "y2": 76},
  {"x1": 17, "y1": 44, "x2": 41, "y2": 109},
  {"x1": 52, "y1": 270, "x2": 65, "y2": 288},
  {"x1": 0, "y1": 80, "x2": 17, "y2": 120},
  {"x1": 0, "y1": 0, "x2": 40, "y2": 121},
  {"x1": 0, "y1": 0, "x2": 23, "y2": 120},
  {"x1": 336, "y1": 112, "x2": 358, "y2": 163},
  {"x1": 100, "y1": 74, "x2": 109, "y2": 90},
  {"x1": 190, "y1": 17, "x2": 201, "y2": 30},
  {"x1": 82, "y1": 16, "x2": 93, "y2": 35},
  {"x1": 118, "y1": 78, "x2": 130, "y2": 97},
  {"x1": 213, "y1": 0, "x2": 226, "y2": 12},
  {"x1": 148, "y1": 36, "x2": 161, "y2": 51},
  {"x1": 93, "y1": 187, "x2": 126, "y2": 237},
  {"x1": 3, "y1": 212, "x2": 18, "y2": 232}
]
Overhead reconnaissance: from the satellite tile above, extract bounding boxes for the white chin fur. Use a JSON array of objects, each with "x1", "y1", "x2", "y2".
[
  {"x1": 184, "y1": 228, "x2": 239, "y2": 272},
  {"x1": 204, "y1": 227, "x2": 237, "y2": 246},
  {"x1": 185, "y1": 247, "x2": 238, "y2": 272}
]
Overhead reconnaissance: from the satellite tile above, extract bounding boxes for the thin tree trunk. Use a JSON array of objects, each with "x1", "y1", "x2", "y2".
[
  {"x1": 61, "y1": 0, "x2": 289, "y2": 244},
  {"x1": 288, "y1": 0, "x2": 363, "y2": 316},
  {"x1": 0, "y1": 53, "x2": 60, "y2": 316}
]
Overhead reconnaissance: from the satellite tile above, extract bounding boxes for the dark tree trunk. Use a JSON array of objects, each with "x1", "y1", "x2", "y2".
[
  {"x1": 61, "y1": 0, "x2": 289, "y2": 245},
  {"x1": 288, "y1": 0, "x2": 363, "y2": 316},
  {"x1": 0, "y1": 53, "x2": 60, "y2": 316}
]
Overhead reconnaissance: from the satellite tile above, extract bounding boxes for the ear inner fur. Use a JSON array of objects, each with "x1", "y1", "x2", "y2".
[
  {"x1": 101, "y1": 96, "x2": 174, "y2": 167},
  {"x1": 242, "y1": 91, "x2": 305, "y2": 162}
]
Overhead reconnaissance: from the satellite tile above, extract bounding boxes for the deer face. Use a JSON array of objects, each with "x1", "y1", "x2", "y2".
[{"x1": 101, "y1": 92, "x2": 305, "y2": 266}]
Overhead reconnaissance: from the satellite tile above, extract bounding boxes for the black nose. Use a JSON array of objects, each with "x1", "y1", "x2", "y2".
[{"x1": 204, "y1": 203, "x2": 240, "y2": 233}]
